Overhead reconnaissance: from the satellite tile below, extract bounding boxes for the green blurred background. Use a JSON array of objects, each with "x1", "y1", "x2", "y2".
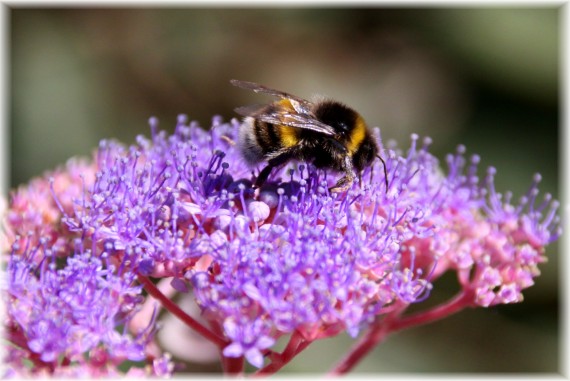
[{"x1": 10, "y1": 7, "x2": 560, "y2": 374}]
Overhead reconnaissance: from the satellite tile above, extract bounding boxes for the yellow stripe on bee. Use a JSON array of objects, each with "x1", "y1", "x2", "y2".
[
  {"x1": 279, "y1": 125, "x2": 299, "y2": 147},
  {"x1": 274, "y1": 99, "x2": 299, "y2": 148},
  {"x1": 347, "y1": 116, "x2": 367, "y2": 155}
]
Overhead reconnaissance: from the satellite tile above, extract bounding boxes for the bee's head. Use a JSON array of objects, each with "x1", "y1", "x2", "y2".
[{"x1": 313, "y1": 101, "x2": 359, "y2": 138}]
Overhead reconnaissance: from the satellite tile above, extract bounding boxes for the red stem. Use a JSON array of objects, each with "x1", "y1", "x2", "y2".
[
  {"x1": 254, "y1": 330, "x2": 312, "y2": 376},
  {"x1": 329, "y1": 305, "x2": 404, "y2": 375},
  {"x1": 137, "y1": 275, "x2": 227, "y2": 348},
  {"x1": 222, "y1": 355, "x2": 245, "y2": 376},
  {"x1": 329, "y1": 290, "x2": 474, "y2": 375},
  {"x1": 390, "y1": 289, "x2": 474, "y2": 332}
]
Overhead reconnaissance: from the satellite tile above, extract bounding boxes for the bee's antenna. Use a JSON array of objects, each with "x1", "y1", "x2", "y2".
[{"x1": 376, "y1": 155, "x2": 389, "y2": 190}]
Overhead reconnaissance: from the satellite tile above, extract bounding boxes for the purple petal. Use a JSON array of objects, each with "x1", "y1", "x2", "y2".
[
  {"x1": 245, "y1": 347, "x2": 264, "y2": 368},
  {"x1": 223, "y1": 342, "x2": 244, "y2": 358}
]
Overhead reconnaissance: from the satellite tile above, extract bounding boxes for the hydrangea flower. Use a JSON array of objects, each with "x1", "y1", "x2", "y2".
[
  {"x1": 5, "y1": 238, "x2": 160, "y2": 376},
  {"x1": 3, "y1": 114, "x2": 560, "y2": 376}
]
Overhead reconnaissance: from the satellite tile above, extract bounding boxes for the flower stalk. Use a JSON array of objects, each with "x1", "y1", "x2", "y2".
[
  {"x1": 329, "y1": 290, "x2": 475, "y2": 374},
  {"x1": 254, "y1": 331, "x2": 312, "y2": 376},
  {"x1": 137, "y1": 275, "x2": 227, "y2": 348}
]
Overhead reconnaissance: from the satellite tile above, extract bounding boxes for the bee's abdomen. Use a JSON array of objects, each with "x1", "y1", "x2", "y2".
[
  {"x1": 254, "y1": 119, "x2": 282, "y2": 153},
  {"x1": 238, "y1": 117, "x2": 267, "y2": 164}
]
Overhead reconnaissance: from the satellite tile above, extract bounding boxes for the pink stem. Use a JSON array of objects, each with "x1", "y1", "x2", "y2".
[
  {"x1": 390, "y1": 289, "x2": 474, "y2": 332},
  {"x1": 254, "y1": 330, "x2": 312, "y2": 376},
  {"x1": 222, "y1": 355, "x2": 245, "y2": 376},
  {"x1": 329, "y1": 305, "x2": 404, "y2": 375},
  {"x1": 330, "y1": 290, "x2": 474, "y2": 375},
  {"x1": 137, "y1": 275, "x2": 227, "y2": 348}
]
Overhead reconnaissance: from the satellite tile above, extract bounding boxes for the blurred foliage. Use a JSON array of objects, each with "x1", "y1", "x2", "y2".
[{"x1": 10, "y1": 7, "x2": 560, "y2": 373}]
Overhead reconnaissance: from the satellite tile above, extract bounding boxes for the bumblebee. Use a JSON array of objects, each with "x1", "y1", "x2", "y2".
[{"x1": 230, "y1": 79, "x2": 388, "y2": 193}]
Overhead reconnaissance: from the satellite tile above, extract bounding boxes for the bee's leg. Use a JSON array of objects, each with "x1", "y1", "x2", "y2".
[
  {"x1": 329, "y1": 155, "x2": 355, "y2": 193},
  {"x1": 255, "y1": 165, "x2": 275, "y2": 188},
  {"x1": 254, "y1": 151, "x2": 294, "y2": 188},
  {"x1": 376, "y1": 155, "x2": 389, "y2": 190}
]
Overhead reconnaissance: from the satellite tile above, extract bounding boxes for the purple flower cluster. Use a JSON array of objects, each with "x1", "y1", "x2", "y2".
[
  {"x1": 3, "y1": 114, "x2": 560, "y2": 374},
  {"x1": 5, "y1": 238, "x2": 156, "y2": 376}
]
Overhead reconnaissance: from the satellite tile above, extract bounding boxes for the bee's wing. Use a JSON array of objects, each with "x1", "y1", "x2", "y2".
[
  {"x1": 230, "y1": 79, "x2": 312, "y2": 114},
  {"x1": 231, "y1": 80, "x2": 336, "y2": 136},
  {"x1": 234, "y1": 105, "x2": 335, "y2": 136},
  {"x1": 272, "y1": 112, "x2": 336, "y2": 136},
  {"x1": 234, "y1": 104, "x2": 267, "y2": 117}
]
